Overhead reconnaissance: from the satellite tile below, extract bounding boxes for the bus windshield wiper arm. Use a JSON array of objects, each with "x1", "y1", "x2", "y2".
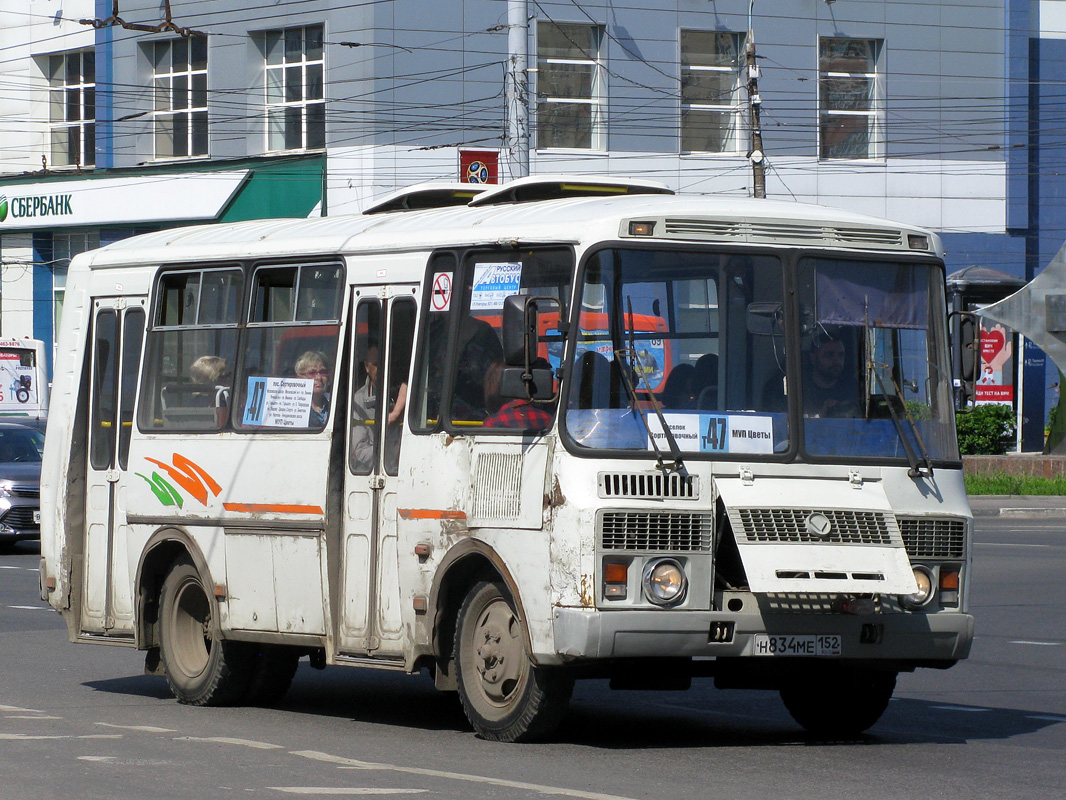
[
  {"x1": 869, "y1": 362, "x2": 933, "y2": 478},
  {"x1": 614, "y1": 298, "x2": 685, "y2": 474}
]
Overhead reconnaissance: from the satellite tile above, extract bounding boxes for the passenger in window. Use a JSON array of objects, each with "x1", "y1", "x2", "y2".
[
  {"x1": 189, "y1": 355, "x2": 230, "y2": 423},
  {"x1": 803, "y1": 331, "x2": 858, "y2": 418},
  {"x1": 660, "y1": 363, "x2": 698, "y2": 409},
  {"x1": 295, "y1": 350, "x2": 331, "y2": 427},
  {"x1": 451, "y1": 317, "x2": 504, "y2": 422},
  {"x1": 351, "y1": 345, "x2": 379, "y2": 470},
  {"x1": 482, "y1": 358, "x2": 554, "y2": 431}
]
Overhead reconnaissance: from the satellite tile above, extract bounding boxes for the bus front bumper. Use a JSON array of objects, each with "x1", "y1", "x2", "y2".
[{"x1": 551, "y1": 607, "x2": 974, "y2": 665}]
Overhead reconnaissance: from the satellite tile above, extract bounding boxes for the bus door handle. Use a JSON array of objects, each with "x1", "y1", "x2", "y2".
[
  {"x1": 105, "y1": 469, "x2": 121, "y2": 483},
  {"x1": 369, "y1": 476, "x2": 386, "y2": 490}
]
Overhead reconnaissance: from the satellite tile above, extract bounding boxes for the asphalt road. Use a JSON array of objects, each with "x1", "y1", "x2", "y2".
[{"x1": 1, "y1": 517, "x2": 1064, "y2": 800}]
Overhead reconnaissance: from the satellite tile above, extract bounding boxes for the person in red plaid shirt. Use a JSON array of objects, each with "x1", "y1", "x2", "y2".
[{"x1": 484, "y1": 398, "x2": 553, "y2": 431}]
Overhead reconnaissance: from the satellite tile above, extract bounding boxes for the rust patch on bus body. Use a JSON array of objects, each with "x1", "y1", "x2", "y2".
[{"x1": 579, "y1": 574, "x2": 594, "y2": 608}]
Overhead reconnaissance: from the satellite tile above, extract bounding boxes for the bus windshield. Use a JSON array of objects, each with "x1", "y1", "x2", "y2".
[{"x1": 563, "y1": 247, "x2": 958, "y2": 464}]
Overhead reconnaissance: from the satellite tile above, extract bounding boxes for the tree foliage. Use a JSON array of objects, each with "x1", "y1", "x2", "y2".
[{"x1": 956, "y1": 403, "x2": 1015, "y2": 455}]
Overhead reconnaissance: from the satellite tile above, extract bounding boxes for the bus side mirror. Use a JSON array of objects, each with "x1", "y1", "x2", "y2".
[
  {"x1": 949, "y1": 310, "x2": 978, "y2": 410},
  {"x1": 502, "y1": 294, "x2": 538, "y2": 367}
]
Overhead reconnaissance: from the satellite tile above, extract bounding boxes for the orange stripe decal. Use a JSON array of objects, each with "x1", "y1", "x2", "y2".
[
  {"x1": 223, "y1": 503, "x2": 324, "y2": 515},
  {"x1": 398, "y1": 509, "x2": 467, "y2": 520}
]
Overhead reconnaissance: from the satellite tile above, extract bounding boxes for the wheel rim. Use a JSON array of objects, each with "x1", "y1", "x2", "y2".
[
  {"x1": 467, "y1": 596, "x2": 529, "y2": 714},
  {"x1": 169, "y1": 575, "x2": 212, "y2": 679}
]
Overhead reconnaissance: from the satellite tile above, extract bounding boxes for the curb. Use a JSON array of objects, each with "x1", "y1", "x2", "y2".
[{"x1": 971, "y1": 506, "x2": 1066, "y2": 519}]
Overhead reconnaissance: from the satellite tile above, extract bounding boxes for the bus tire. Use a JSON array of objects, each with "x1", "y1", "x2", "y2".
[
  {"x1": 246, "y1": 646, "x2": 300, "y2": 706},
  {"x1": 780, "y1": 667, "x2": 897, "y2": 737},
  {"x1": 455, "y1": 581, "x2": 572, "y2": 742},
  {"x1": 158, "y1": 558, "x2": 252, "y2": 706}
]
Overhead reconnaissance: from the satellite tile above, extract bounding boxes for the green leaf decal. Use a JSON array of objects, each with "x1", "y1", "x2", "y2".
[{"x1": 135, "y1": 472, "x2": 184, "y2": 508}]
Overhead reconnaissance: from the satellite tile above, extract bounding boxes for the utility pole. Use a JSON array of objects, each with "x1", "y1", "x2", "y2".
[
  {"x1": 506, "y1": 0, "x2": 530, "y2": 179},
  {"x1": 745, "y1": 30, "x2": 766, "y2": 198}
]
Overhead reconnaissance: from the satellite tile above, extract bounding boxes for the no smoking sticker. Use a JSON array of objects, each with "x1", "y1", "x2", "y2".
[{"x1": 431, "y1": 271, "x2": 453, "y2": 312}]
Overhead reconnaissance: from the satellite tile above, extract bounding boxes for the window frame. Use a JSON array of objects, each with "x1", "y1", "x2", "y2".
[
  {"x1": 818, "y1": 36, "x2": 884, "y2": 161},
  {"x1": 679, "y1": 29, "x2": 744, "y2": 154},
  {"x1": 535, "y1": 20, "x2": 606, "y2": 151},
  {"x1": 151, "y1": 37, "x2": 209, "y2": 159},
  {"x1": 263, "y1": 24, "x2": 326, "y2": 152},
  {"x1": 46, "y1": 50, "x2": 96, "y2": 168}
]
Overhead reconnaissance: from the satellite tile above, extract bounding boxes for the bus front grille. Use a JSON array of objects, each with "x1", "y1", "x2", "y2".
[
  {"x1": 734, "y1": 508, "x2": 895, "y2": 545},
  {"x1": 598, "y1": 471, "x2": 698, "y2": 500},
  {"x1": 897, "y1": 517, "x2": 966, "y2": 558},
  {"x1": 599, "y1": 511, "x2": 713, "y2": 552}
]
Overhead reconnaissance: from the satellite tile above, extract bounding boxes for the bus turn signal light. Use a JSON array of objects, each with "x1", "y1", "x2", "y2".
[
  {"x1": 939, "y1": 568, "x2": 960, "y2": 606},
  {"x1": 604, "y1": 562, "x2": 628, "y2": 599}
]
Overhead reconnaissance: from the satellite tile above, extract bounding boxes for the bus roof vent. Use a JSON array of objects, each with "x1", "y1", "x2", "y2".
[
  {"x1": 659, "y1": 218, "x2": 905, "y2": 249},
  {"x1": 468, "y1": 175, "x2": 674, "y2": 207},
  {"x1": 598, "y1": 471, "x2": 699, "y2": 500},
  {"x1": 362, "y1": 182, "x2": 488, "y2": 214}
]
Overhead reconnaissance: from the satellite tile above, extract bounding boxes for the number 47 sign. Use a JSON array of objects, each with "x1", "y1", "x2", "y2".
[{"x1": 649, "y1": 413, "x2": 774, "y2": 455}]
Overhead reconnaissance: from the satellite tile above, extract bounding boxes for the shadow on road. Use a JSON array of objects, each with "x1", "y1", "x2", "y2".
[{"x1": 82, "y1": 664, "x2": 1065, "y2": 748}]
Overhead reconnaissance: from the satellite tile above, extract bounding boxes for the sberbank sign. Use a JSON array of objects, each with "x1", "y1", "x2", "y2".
[{"x1": 0, "y1": 192, "x2": 74, "y2": 223}]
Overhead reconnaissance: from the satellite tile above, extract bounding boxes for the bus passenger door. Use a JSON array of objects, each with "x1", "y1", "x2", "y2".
[
  {"x1": 82, "y1": 298, "x2": 146, "y2": 637},
  {"x1": 338, "y1": 289, "x2": 416, "y2": 657}
]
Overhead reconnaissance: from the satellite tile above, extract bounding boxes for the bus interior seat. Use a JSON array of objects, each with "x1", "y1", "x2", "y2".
[{"x1": 694, "y1": 353, "x2": 718, "y2": 410}]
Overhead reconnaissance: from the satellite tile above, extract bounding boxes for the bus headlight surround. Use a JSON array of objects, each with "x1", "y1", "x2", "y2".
[
  {"x1": 899, "y1": 565, "x2": 935, "y2": 610},
  {"x1": 642, "y1": 558, "x2": 688, "y2": 606}
]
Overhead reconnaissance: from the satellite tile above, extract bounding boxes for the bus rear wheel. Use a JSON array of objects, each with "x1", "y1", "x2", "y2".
[
  {"x1": 779, "y1": 666, "x2": 897, "y2": 737},
  {"x1": 159, "y1": 558, "x2": 252, "y2": 706},
  {"x1": 455, "y1": 581, "x2": 573, "y2": 742}
]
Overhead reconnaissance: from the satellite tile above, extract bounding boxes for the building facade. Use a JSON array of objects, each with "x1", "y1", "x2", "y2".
[{"x1": 1, "y1": 0, "x2": 1063, "y2": 448}]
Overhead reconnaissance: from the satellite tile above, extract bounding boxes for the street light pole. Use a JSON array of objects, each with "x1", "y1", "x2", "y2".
[
  {"x1": 506, "y1": 0, "x2": 530, "y2": 179},
  {"x1": 745, "y1": 29, "x2": 766, "y2": 199}
]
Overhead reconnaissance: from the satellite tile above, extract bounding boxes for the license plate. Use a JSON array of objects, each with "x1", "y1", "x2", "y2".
[
  {"x1": 753, "y1": 634, "x2": 841, "y2": 656},
  {"x1": 32, "y1": 510, "x2": 41, "y2": 524}
]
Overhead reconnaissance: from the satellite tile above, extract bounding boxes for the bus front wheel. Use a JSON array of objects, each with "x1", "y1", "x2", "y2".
[
  {"x1": 455, "y1": 581, "x2": 573, "y2": 742},
  {"x1": 779, "y1": 666, "x2": 897, "y2": 737},
  {"x1": 159, "y1": 558, "x2": 252, "y2": 706}
]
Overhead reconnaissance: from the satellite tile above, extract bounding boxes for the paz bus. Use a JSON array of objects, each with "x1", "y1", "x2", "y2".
[{"x1": 39, "y1": 176, "x2": 972, "y2": 742}]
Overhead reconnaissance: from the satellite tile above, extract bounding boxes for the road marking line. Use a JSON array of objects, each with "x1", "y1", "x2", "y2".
[
  {"x1": 269, "y1": 790, "x2": 426, "y2": 796},
  {"x1": 78, "y1": 756, "x2": 118, "y2": 762},
  {"x1": 1010, "y1": 640, "x2": 1062, "y2": 646},
  {"x1": 7, "y1": 715, "x2": 61, "y2": 720},
  {"x1": 7, "y1": 605, "x2": 49, "y2": 610},
  {"x1": 177, "y1": 736, "x2": 283, "y2": 749},
  {"x1": 0, "y1": 733, "x2": 69, "y2": 740},
  {"x1": 0, "y1": 705, "x2": 43, "y2": 713},
  {"x1": 293, "y1": 750, "x2": 644, "y2": 800},
  {"x1": 96, "y1": 722, "x2": 175, "y2": 733},
  {"x1": 78, "y1": 735, "x2": 124, "y2": 739},
  {"x1": 930, "y1": 705, "x2": 990, "y2": 713},
  {"x1": 1026, "y1": 714, "x2": 1066, "y2": 722}
]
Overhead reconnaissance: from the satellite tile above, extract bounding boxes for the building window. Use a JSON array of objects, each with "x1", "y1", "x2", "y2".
[
  {"x1": 152, "y1": 38, "x2": 208, "y2": 158},
  {"x1": 819, "y1": 37, "x2": 883, "y2": 159},
  {"x1": 680, "y1": 30, "x2": 743, "y2": 153},
  {"x1": 47, "y1": 51, "x2": 95, "y2": 168},
  {"x1": 536, "y1": 21, "x2": 604, "y2": 149},
  {"x1": 265, "y1": 25, "x2": 325, "y2": 151}
]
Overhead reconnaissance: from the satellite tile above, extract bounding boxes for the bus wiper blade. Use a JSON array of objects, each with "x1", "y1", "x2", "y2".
[
  {"x1": 869, "y1": 363, "x2": 933, "y2": 478},
  {"x1": 616, "y1": 298, "x2": 685, "y2": 474}
]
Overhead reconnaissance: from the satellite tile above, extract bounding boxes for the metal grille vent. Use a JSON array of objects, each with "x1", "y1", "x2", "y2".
[
  {"x1": 598, "y1": 472, "x2": 698, "y2": 500},
  {"x1": 0, "y1": 507, "x2": 39, "y2": 529},
  {"x1": 763, "y1": 594, "x2": 839, "y2": 614},
  {"x1": 898, "y1": 517, "x2": 966, "y2": 559},
  {"x1": 661, "y1": 218, "x2": 903, "y2": 249},
  {"x1": 735, "y1": 508, "x2": 894, "y2": 545},
  {"x1": 600, "y1": 511, "x2": 712, "y2": 552},
  {"x1": 471, "y1": 452, "x2": 523, "y2": 521},
  {"x1": 11, "y1": 486, "x2": 39, "y2": 499}
]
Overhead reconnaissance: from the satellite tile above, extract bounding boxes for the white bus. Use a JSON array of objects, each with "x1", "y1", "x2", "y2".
[
  {"x1": 40, "y1": 177, "x2": 973, "y2": 742},
  {"x1": 0, "y1": 337, "x2": 48, "y2": 422}
]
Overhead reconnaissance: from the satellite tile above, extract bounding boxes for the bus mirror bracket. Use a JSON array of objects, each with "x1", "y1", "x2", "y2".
[{"x1": 501, "y1": 294, "x2": 556, "y2": 402}]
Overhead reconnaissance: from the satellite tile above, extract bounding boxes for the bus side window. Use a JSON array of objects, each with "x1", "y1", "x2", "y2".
[
  {"x1": 138, "y1": 268, "x2": 242, "y2": 431},
  {"x1": 411, "y1": 252, "x2": 458, "y2": 432},
  {"x1": 235, "y1": 262, "x2": 343, "y2": 431}
]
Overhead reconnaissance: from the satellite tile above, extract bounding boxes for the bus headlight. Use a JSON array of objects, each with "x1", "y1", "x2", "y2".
[
  {"x1": 899, "y1": 565, "x2": 935, "y2": 610},
  {"x1": 642, "y1": 558, "x2": 687, "y2": 606}
]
